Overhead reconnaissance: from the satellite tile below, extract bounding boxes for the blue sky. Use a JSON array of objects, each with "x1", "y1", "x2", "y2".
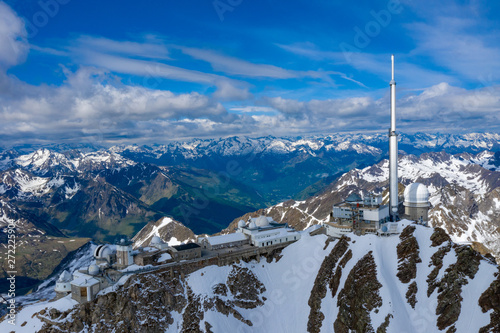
[{"x1": 0, "y1": 0, "x2": 499, "y2": 146}]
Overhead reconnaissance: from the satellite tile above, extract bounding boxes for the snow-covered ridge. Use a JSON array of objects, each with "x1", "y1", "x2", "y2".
[
  {"x1": 347, "y1": 152, "x2": 495, "y2": 199},
  {"x1": 3, "y1": 225, "x2": 498, "y2": 333},
  {"x1": 1, "y1": 149, "x2": 137, "y2": 176}
]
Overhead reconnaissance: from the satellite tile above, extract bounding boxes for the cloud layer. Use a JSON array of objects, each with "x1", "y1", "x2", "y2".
[{"x1": 0, "y1": 1, "x2": 499, "y2": 147}]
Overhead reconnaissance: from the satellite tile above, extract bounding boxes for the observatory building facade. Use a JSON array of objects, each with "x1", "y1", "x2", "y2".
[{"x1": 403, "y1": 183, "x2": 430, "y2": 221}]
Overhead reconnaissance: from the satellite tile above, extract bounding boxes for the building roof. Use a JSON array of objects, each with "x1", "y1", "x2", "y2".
[
  {"x1": 71, "y1": 275, "x2": 99, "y2": 287},
  {"x1": 404, "y1": 183, "x2": 430, "y2": 204},
  {"x1": 172, "y1": 243, "x2": 200, "y2": 251},
  {"x1": 251, "y1": 227, "x2": 299, "y2": 238},
  {"x1": 203, "y1": 233, "x2": 247, "y2": 246},
  {"x1": 150, "y1": 235, "x2": 163, "y2": 245},
  {"x1": 158, "y1": 252, "x2": 172, "y2": 262},
  {"x1": 345, "y1": 193, "x2": 362, "y2": 203}
]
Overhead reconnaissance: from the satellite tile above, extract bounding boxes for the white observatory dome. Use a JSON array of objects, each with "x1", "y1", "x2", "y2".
[
  {"x1": 238, "y1": 220, "x2": 246, "y2": 228},
  {"x1": 150, "y1": 235, "x2": 162, "y2": 245},
  {"x1": 88, "y1": 264, "x2": 100, "y2": 276},
  {"x1": 404, "y1": 183, "x2": 430, "y2": 204},
  {"x1": 248, "y1": 221, "x2": 257, "y2": 229},
  {"x1": 255, "y1": 216, "x2": 270, "y2": 227},
  {"x1": 94, "y1": 245, "x2": 113, "y2": 259}
]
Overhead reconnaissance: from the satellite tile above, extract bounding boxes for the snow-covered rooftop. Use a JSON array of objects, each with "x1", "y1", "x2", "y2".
[{"x1": 202, "y1": 233, "x2": 247, "y2": 246}]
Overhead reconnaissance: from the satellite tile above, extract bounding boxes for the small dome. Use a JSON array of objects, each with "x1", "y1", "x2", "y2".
[
  {"x1": 255, "y1": 216, "x2": 270, "y2": 227},
  {"x1": 249, "y1": 221, "x2": 257, "y2": 229},
  {"x1": 94, "y1": 245, "x2": 113, "y2": 259},
  {"x1": 58, "y1": 270, "x2": 72, "y2": 282},
  {"x1": 404, "y1": 183, "x2": 430, "y2": 204},
  {"x1": 150, "y1": 236, "x2": 162, "y2": 245},
  {"x1": 88, "y1": 264, "x2": 100, "y2": 276},
  {"x1": 94, "y1": 245, "x2": 106, "y2": 258},
  {"x1": 238, "y1": 220, "x2": 246, "y2": 228}
]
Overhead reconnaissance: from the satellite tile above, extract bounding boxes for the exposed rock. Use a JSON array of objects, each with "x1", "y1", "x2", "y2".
[
  {"x1": 376, "y1": 313, "x2": 393, "y2": 333},
  {"x1": 430, "y1": 227, "x2": 451, "y2": 247},
  {"x1": 38, "y1": 271, "x2": 185, "y2": 332},
  {"x1": 204, "y1": 321, "x2": 214, "y2": 333},
  {"x1": 435, "y1": 245, "x2": 481, "y2": 330},
  {"x1": 406, "y1": 281, "x2": 418, "y2": 309},
  {"x1": 478, "y1": 269, "x2": 500, "y2": 332},
  {"x1": 334, "y1": 251, "x2": 382, "y2": 333},
  {"x1": 427, "y1": 232, "x2": 453, "y2": 297},
  {"x1": 329, "y1": 249, "x2": 353, "y2": 299},
  {"x1": 226, "y1": 265, "x2": 266, "y2": 309},
  {"x1": 307, "y1": 237, "x2": 350, "y2": 333},
  {"x1": 397, "y1": 225, "x2": 422, "y2": 283},
  {"x1": 181, "y1": 288, "x2": 203, "y2": 333},
  {"x1": 212, "y1": 283, "x2": 228, "y2": 297}
]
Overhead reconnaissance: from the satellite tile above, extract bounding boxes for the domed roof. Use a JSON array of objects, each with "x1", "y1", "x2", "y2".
[
  {"x1": 404, "y1": 183, "x2": 430, "y2": 203},
  {"x1": 255, "y1": 216, "x2": 270, "y2": 227},
  {"x1": 88, "y1": 264, "x2": 100, "y2": 276},
  {"x1": 94, "y1": 245, "x2": 113, "y2": 258},
  {"x1": 249, "y1": 221, "x2": 257, "y2": 229},
  {"x1": 238, "y1": 220, "x2": 246, "y2": 228},
  {"x1": 58, "y1": 270, "x2": 72, "y2": 282},
  {"x1": 150, "y1": 236, "x2": 162, "y2": 245}
]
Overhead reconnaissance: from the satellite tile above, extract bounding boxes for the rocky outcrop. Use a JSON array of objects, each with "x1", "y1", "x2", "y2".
[
  {"x1": 406, "y1": 281, "x2": 418, "y2": 309},
  {"x1": 427, "y1": 228, "x2": 453, "y2": 297},
  {"x1": 478, "y1": 269, "x2": 500, "y2": 332},
  {"x1": 376, "y1": 313, "x2": 393, "y2": 333},
  {"x1": 307, "y1": 237, "x2": 350, "y2": 333},
  {"x1": 38, "y1": 271, "x2": 186, "y2": 332},
  {"x1": 435, "y1": 245, "x2": 481, "y2": 330},
  {"x1": 334, "y1": 251, "x2": 382, "y2": 333},
  {"x1": 226, "y1": 265, "x2": 266, "y2": 309},
  {"x1": 397, "y1": 225, "x2": 422, "y2": 283},
  {"x1": 182, "y1": 288, "x2": 204, "y2": 333}
]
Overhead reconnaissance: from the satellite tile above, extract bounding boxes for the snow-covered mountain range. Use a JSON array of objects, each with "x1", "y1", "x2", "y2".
[
  {"x1": 1, "y1": 132, "x2": 499, "y2": 298},
  {"x1": 217, "y1": 151, "x2": 500, "y2": 262},
  {"x1": 2, "y1": 224, "x2": 499, "y2": 332},
  {"x1": 109, "y1": 132, "x2": 500, "y2": 160}
]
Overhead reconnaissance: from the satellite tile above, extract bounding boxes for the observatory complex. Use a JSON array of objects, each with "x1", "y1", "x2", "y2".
[{"x1": 325, "y1": 55, "x2": 430, "y2": 238}]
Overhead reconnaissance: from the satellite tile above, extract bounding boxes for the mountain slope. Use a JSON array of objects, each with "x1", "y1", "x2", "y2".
[
  {"x1": 224, "y1": 151, "x2": 500, "y2": 262},
  {"x1": 0, "y1": 200, "x2": 89, "y2": 294},
  {"x1": 3, "y1": 223, "x2": 499, "y2": 333}
]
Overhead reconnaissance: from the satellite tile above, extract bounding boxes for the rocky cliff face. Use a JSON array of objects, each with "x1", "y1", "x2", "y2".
[{"x1": 6, "y1": 223, "x2": 499, "y2": 333}]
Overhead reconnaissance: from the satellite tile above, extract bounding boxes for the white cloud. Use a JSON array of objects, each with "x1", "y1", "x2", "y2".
[
  {"x1": 407, "y1": 17, "x2": 500, "y2": 82},
  {"x1": 0, "y1": 1, "x2": 29, "y2": 68},
  {"x1": 263, "y1": 82, "x2": 500, "y2": 133},
  {"x1": 0, "y1": 67, "x2": 231, "y2": 145},
  {"x1": 75, "y1": 35, "x2": 170, "y2": 60}
]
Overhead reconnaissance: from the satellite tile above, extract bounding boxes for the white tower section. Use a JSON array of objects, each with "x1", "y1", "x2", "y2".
[{"x1": 389, "y1": 54, "x2": 399, "y2": 221}]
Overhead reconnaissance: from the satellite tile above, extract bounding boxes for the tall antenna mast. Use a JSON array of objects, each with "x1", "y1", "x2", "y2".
[{"x1": 389, "y1": 54, "x2": 398, "y2": 221}]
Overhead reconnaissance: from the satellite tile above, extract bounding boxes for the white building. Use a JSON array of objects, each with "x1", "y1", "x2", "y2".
[
  {"x1": 326, "y1": 193, "x2": 390, "y2": 238},
  {"x1": 404, "y1": 183, "x2": 430, "y2": 221},
  {"x1": 238, "y1": 216, "x2": 301, "y2": 247},
  {"x1": 198, "y1": 232, "x2": 249, "y2": 250},
  {"x1": 71, "y1": 274, "x2": 101, "y2": 303},
  {"x1": 54, "y1": 270, "x2": 72, "y2": 298},
  {"x1": 149, "y1": 236, "x2": 170, "y2": 250}
]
